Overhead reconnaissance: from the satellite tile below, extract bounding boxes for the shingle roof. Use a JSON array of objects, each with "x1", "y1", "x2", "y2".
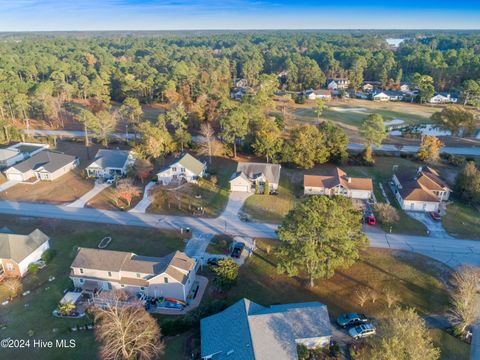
[
  {"x1": 395, "y1": 167, "x2": 449, "y2": 202},
  {"x1": 8, "y1": 151, "x2": 76, "y2": 173},
  {"x1": 201, "y1": 299, "x2": 332, "y2": 360},
  {"x1": 304, "y1": 168, "x2": 373, "y2": 191},
  {"x1": 0, "y1": 229, "x2": 49, "y2": 263},
  {"x1": 88, "y1": 149, "x2": 131, "y2": 170},
  {"x1": 177, "y1": 153, "x2": 205, "y2": 176},
  {"x1": 0, "y1": 148, "x2": 20, "y2": 161},
  {"x1": 71, "y1": 249, "x2": 195, "y2": 284},
  {"x1": 232, "y1": 162, "x2": 281, "y2": 185}
]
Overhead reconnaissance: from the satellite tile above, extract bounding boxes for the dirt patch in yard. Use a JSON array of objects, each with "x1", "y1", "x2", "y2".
[
  {"x1": 86, "y1": 179, "x2": 146, "y2": 211},
  {"x1": 2, "y1": 169, "x2": 93, "y2": 204}
]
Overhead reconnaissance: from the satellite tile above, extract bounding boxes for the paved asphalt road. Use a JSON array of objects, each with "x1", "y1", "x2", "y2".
[
  {"x1": 25, "y1": 129, "x2": 480, "y2": 156},
  {"x1": 0, "y1": 200, "x2": 478, "y2": 267}
]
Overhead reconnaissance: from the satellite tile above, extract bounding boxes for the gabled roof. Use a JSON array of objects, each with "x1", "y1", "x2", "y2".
[
  {"x1": 304, "y1": 168, "x2": 373, "y2": 191},
  {"x1": 201, "y1": 299, "x2": 332, "y2": 360},
  {"x1": 0, "y1": 148, "x2": 20, "y2": 161},
  {"x1": 177, "y1": 153, "x2": 205, "y2": 176},
  {"x1": 87, "y1": 149, "x2": 132, "y2": 170},
  {"x1": 395, "y1": 167, "x2": 449, "y2": 202},
  {"x1": 0, "y1": 229, "x2": 49, "y2": 263},
  {"x1": 71, "y1": 248, "x2": 195, "y2": 284},
  {"x1": 232, "y1": 162, "x2": 281, "y2": 185},
  {"x1": 6, "y1": 151, "x2": 76, "y2": 174}
]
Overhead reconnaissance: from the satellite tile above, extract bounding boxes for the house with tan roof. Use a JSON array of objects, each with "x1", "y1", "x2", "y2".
[
  {"x1": 70, "y1": 248, "x2": 197, "y2": 302},
  {"x1": 304, "y1": 167, "x2": 373, "y2": 200},
  {"x1": 392, "y1": 166, "x2": 451, "y2": 212},
  {"x1": 0, "y1": 228, "x2": 50, "y2": 278}
]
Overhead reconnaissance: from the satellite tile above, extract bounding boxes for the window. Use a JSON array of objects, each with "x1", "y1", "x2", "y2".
[
  {"x1": 181, "y1": 167, "x2": 185, "y2": 172},
  {"x1": 79, "y1": 278, "x2": 84, "y2": 284},
  {"x1": 136, "y1": 273, "x2": 141, "y2": 278},
  {"x1": 6, "y1": 263, "x2": 14, "y2": 271},
  {"x1": 108, "y1": 271, "x2": 112, "y2": 277},
  {"x1": 120, "y1": 284, "x2": 124, "y2": 288},
  {"x1": 79, "y1": 268, "x2": 84, "y2": 274},
  {"x1": 140, "y1": 287, "x2": 145, "y2": 291},
  {"x1": 164, "y1": 277, "x2": 169, "y2": 283},
  {"x1": 172, "y1": 167, "x2": 177, "y2": 172}
]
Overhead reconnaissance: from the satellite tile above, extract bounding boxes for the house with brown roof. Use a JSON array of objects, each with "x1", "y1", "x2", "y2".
[
  {"x1": 70, "y1": 248, "x2": 197, "y2": 302},
  {"x1": 0, "y1": 228, "x2": 50, "y2": 278},
  {"x1": 304, "y1": 168, "x2": 373, "y2": 200},
  {"x1": 392, "y1": 166, "x2": 451, "y2": 212}
]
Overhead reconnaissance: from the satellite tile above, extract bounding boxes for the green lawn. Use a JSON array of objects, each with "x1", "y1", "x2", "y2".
[
  {"x1": 228, "y1": 239, "x2": 450, "y2": 317},
  {"x1": 443, "y1": 201, "x2": 480, "y2": 240},
  {"x1": 291, "y1": 101, "x2": 437, "y2": 129},
  {"x1": 0, "y1": 215, "x2": 185, "y2": 360},
  {"x1": 430, "y1": 328, "x2": 470, "y2": 360},
  {"x1": 241, "y1": 168, "x2": 299, "y2": 223},
  {"x1": 206, "y1": 235, "x2": 233, "y2": 255},
  {"x1": 148, "y1": 157, "x2": 237, "y2": 217}
]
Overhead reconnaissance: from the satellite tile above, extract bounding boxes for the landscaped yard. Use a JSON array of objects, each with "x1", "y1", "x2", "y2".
[
  {"x1": 148, "y1": 157, "x2": 237, "y2": 217},
  {"x1": 241, "y1": 168, "x2": 300, "y2": 223},
  {"x1": 0, "y1": 215, "x2": 186, "y2": 360},
  {"x1": 86, "y1": 179, "x2": 147, "y2": 211},
  {"x1": 443, "y1": 201, "x2": 480, "y2": 240}
]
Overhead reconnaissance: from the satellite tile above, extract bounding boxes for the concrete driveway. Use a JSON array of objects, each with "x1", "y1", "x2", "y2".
[
  {"x1": 129, "y1": 181, "x2": 156, "y2": 213},
  {"x1": 0, "y1": 180, "x2": 20, "y2": 192},
  {"x1": 67, "y1": 182, "x2": 111, "y2": 208},
  {"x1": 406, "y1": 211, "x2": 452, "y2": 239},
  {"x1": 220, "y1": 191, "x2": 253, "y2": 220}
]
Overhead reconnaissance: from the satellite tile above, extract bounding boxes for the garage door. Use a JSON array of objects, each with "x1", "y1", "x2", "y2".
[
  {"x1": 6, "y1": 173, "x2": 24, "y2": 181},
  {"x1": 231, "y1": 184, "x2": 249, "y2": 192}
]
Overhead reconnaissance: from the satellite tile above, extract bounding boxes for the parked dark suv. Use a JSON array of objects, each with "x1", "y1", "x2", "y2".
[
  {"x1": 336, "y1": 312, "x2": 369, "y2": 328},
  {"x1": 230, "y1": 242, "x2": 245, "y2": 258}
]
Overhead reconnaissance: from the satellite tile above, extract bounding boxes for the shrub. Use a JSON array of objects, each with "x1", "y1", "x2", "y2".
[
  {"x1": 27, "y1": 263, "x2": 39, "y2": 275},
  {"x1": 41, "y1": 249, "x2": 57, "y2": 263}
]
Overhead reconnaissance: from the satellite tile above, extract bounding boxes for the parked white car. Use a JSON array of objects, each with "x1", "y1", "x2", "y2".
[{"x1": 348, "y1": 323, "x2": 376, "y2": 339}]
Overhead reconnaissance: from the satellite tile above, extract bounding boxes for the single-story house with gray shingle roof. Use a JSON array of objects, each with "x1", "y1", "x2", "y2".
[
  {"x1": 201, "y1": 298, "x2": 332, "y2": 360},
  {"x1": 229, "y1": 162, "x2": 281, "y2": 192},
  {"x1": 0, "y1": 142, "x2": 49, "y2": 169},
  {"x1": 70, "y1": 248, "x2": 197, "y2": 301},
  {"x1": 157, "y1": 153, "x2": 206, "y2": 185},
  {"x1": 4, "y1": 150, "x2": 78, "y2": 182},
  {"x1": 86, "y1": 149, "x2": 135, "y2": 179},
  {"x1": 0, "y1": 229, "x2": 50, "y2": 278}
]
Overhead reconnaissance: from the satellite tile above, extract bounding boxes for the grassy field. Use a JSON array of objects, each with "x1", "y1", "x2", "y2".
[
  {"x1": 443, "y1": 201, "x2": 480, "y2": 240},
  {"x1": 0, "y1": 215, "x2": 186, "y2": 360},
  {"x1": 206, "y1": 235, "x2": 233, "y2": 255},
  {"x1": 228, "y1": 239, "x2": 450, "y2": 317},
  {"x1": 148, "y1": 157, "x2": 237, "y2": 217},
  {"x1": 241, "y1": 168, "x2": 299, "y2": 223},
  {"x1": 430, "y1": 328, "x2": 470, "y2": 360},
  {"x1": 287, "y1": 99, "x2": 439, "y2": 129}
]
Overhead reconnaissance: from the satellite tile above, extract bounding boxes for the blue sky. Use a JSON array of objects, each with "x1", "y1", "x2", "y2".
[{"x1": 0, "y1": 0, "x2": 478, "y2": 31}]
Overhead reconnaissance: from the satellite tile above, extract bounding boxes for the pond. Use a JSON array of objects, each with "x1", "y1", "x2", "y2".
[
  {"x1": 390, "y1": 124, "x2": 451, "y2": 137},
  {"x1": 386, "y1": 38, "x2": 405, "y2": 47}
]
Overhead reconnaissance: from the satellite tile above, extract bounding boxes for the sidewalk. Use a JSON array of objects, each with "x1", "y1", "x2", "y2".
[{"x1": 129, "y1": 181, "x2": 156, "y2": 213}]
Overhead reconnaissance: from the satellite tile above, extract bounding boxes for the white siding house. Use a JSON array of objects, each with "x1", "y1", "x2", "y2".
[
  {"x1": 156, "y1": 153, "x2": 206, "y2": 185},
  {"x1": 86, "y1": 149, "x2": 135, "y2": 179}
]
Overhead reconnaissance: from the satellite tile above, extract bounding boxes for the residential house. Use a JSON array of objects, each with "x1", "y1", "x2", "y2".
[
  {"x1": 372, "y1": 90, "x2": 404, "y2": 102},
  {"x1": 229, "y1": 162, "x2": 281, "y2": 192},
  {"x1": 392, "y1": 166, "x2": 451, "y2": 212},
  {"x1": 304, "y1": 167, "x2": 373, "y2": 200},
  {"x1": 0, "y1": 228, "x2": 50, "y2": 278},
  {"x1": 157, "y1": 153, "x2": 206, "y2": 184},
  {"x1": 86, "y1": 149, "x2": 135, "y2": 179},
  {"x1": 428, "y1": 93, "x2": 458, "y2": 104},
  {"x1": 0, "y1": 142, "x2": 49, "y2": 169},
  {"x1": 362, "y1": 81, "x2": 381, "y2": 92},
  {"x1": 201, "y1": 298, "x2": 333, "y2": 360},
  {"x1": 4, "y1": 150, "x2": 79, "y2": 182},
  {"x1": 70, "y1": 248, "x2": 197, "y2": 302},
  {"x1": 372, "y1": 91, "x2": 391, "y2": 101},
  {"x1": 399, "y1": 83, "x2": 410, "y2": 92},
  {"x1": 305, "y1": 89, "x2": 332, "y2": 100},
  {"x1": 327, "y1": 78, "x2": 350, "y2": 91}
]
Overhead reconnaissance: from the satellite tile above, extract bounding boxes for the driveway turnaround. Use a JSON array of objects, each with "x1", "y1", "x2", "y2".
[
  {"x1": 0, "y1": 200, "x2": 478, "y2": 267},
  {"x1": 67, "y1": 182, "x2": 111, "y2": 208},
  {"x1": 406, "y1": 211, "x2": 453, "y2": 239}
]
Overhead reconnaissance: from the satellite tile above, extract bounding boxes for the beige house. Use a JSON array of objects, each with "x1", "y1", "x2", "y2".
[
  {"x1": 0, "y1": 228, "x2": 50, "y2": 278},
  {"x1": 392, "y1": 167, "x2": 451, "y2": 212},
  {"x1": 229, "y1": 162, "x2": 281, "y2": 193},
  {"x1": 70, "y1": 248, "x2": 197, "y2": 302},
  {"x1": 4, "y1": 150, "x2": 78, "y2": 182},
  {"x1": 304, "y1": 168, "x2": 373, "y2": 200}
]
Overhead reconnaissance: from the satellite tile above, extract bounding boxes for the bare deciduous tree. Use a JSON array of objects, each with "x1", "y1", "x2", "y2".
[
  {"x1": 369, "y1": 287, "x2": 379, "y2": 304},
  {"x1": 92, "y1": 290, "x2": 164, "y2": 360},
  {"x1": 448, "y1": 266, "x2": 480, "y2": 334},
  {"x1": 1, "y1": 277, "x2": 23, "y2": 300},
  {"x1": 355, "y1": 286, "x2": 370, "y2": 307},
  {"x1": 384, "y1": 288, "x2": 400, "y2": 308},
  {"x1": 374, "y1": 203, "x2": 400, "y2": 226},
  {"x1": 198, "y1": 123, "x2": 225, "y2": 162},
  {"x1": 113, "y1": 179, "x2": 142, "y2": 207}
]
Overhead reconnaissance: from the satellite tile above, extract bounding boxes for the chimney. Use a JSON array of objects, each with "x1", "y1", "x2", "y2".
[{"x1": 347, "y1": 177, "x2": 352, "y2": 183}]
